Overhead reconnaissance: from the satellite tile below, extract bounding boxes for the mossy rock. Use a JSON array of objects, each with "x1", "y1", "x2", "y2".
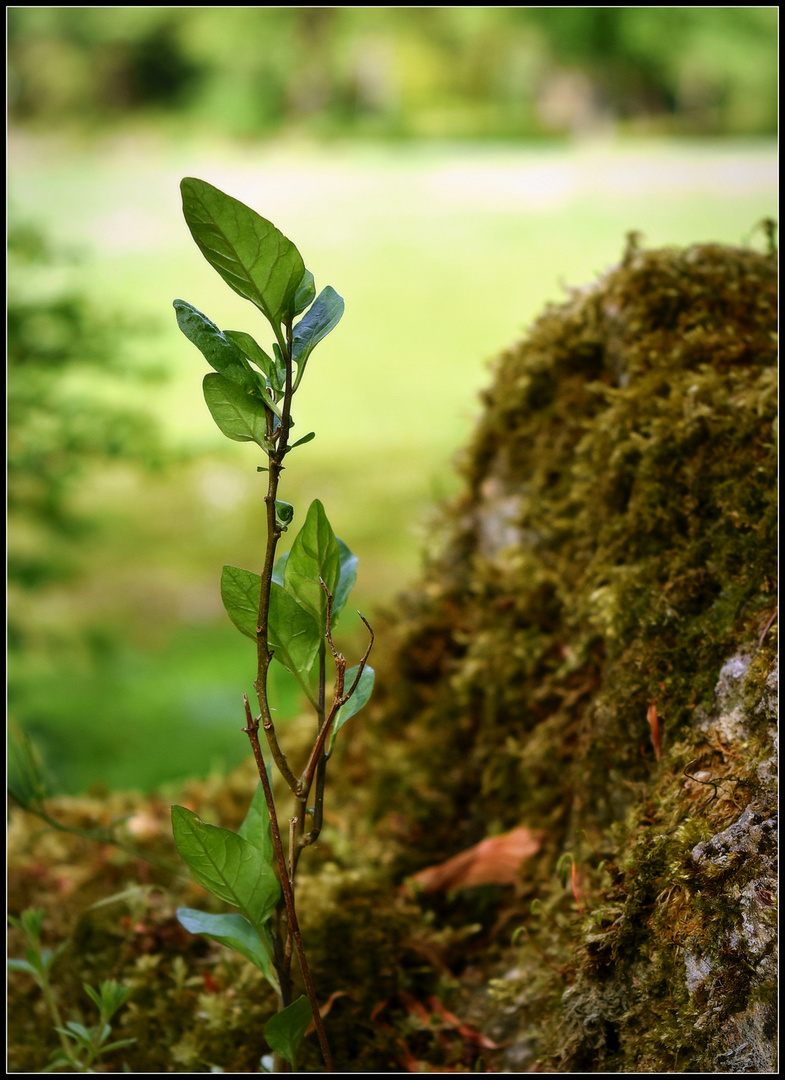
[
  {"x1": 8, "y1": 232, "x2": 777, "y2": 1072},
  {"x1": 359, "y1": 230, "x2": 778, "y2": 1070}
]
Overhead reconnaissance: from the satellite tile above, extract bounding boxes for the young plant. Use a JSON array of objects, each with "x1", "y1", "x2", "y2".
[
  {"x1": 8, "y1": 909, "x2": 136, "y2": 1072},
  {"x1": 170, "y1": 178, "x2": 374, "y2": 1071}
]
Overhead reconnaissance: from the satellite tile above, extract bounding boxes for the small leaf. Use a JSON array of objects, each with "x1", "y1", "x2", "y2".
[
  {"x1": 271, "y1": 342, "x2": 287, "y2": 391},
  {"x1": 43, "y1": 1054, "x2": 75, "y2": 1073},
  {"x1": 268, "y1": 582, "x2": 321, "y2": 677},
  {"x1": 176, "y1": 907, "x2": 279, "y2": 992},
  {"x1": 332, "y1": 538, "x2": 358, "y2": 624},
  {"x1": 224, "y1": 326, "x2": 276, "y2": 378},
  {"x1": 7, "y1": 958, "x2": 39, "y2": 977},
  {"x1": 284, "y1": 500, "x2": 340, "y2": 630},
  {"x1": 327, "y1": 665, "x2": 375, "y2": 755},
  {"x1": 287, "y1": 431, "x2": 316, "y2": 452},
  {"x1": 21, "y1": 947, "x2": 47, "y2": 975},
  {"x1": 292, "y1": 286, "x2": 344, "y2": 382},
  {"x1": 237, "y1": 781, "x2": 275, "y2": 864},
  {"x1": 220, "y1": 565, "x2": 321, "y2": 677},
  {"x1": 95, "y1": 1022, "x2": 114, "y2": 1047},
  {"x1": 203, "y1": 372, "x2": 274, "y2": 447},
  {"x1": 264, "y1": 994, "x2": 312, "y2": 1068},
  {"x1": 221, "y1": 565, "x2": 261, "y2": 640},
  {"x1": 293, "y1": 268, "x2": 316, "y2": 316},
  {"x1": 275, "y1": 500, "x2": 295, "y2": 527},
  {"x1": 57, "y1": 1021, "x2": 94, "y2": 1046},
  {"x1": 8, "y1": 729, "x2": 48, "y2": 809},
  {"x1": 272, "y1": 551, "x2": 289, "y2": 587},
  {"x1": 171, "y1": 806, "x2": 280, "y2": 931},
  {"x1": 98, "y1": 1038, "x2": 138, "y2": 1053},
  {"x1": 181, "y1": 178, "x2": 305, "y2": 327},
  {"x1": 224, "y1": 329, "x2": 278, "y2": 388},
  {"x1": 83, "y1": 981, "x2": 131, "y2": 1021},
  {"x1": 8, "y1": 908, "x2": 44, "y2": 944},
  {"x1": 174, "y1": 301, "x2": 265, "y2": 396}
]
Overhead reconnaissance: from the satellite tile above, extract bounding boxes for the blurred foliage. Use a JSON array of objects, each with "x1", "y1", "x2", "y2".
[
  {"x1": 7, "y1": 220, "x2": 168, "y2": 652},
  {"x1": 6, "y1": 221, "x2": 304, "y2": 797},
  {"x1": 7, "y1": 7, "x2": 778, "y2": 139}
]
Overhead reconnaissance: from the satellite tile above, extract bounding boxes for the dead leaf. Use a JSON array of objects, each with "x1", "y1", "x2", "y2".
[
  {"x1": 305, "y1": 989, "x2": 354, "y2": 1035},
  {"x1": 647, "y1": 701, "x2": 661, "y2": 761},
  {"x1": 408, "y1": 827, "x2": 543, "y2": 893},
  {"x1": 426, "y1": 997, "x2": 503, "y2": 1049},
  {"x1": 399, "y1": 990, "x2": 433, "y2": 1023}
]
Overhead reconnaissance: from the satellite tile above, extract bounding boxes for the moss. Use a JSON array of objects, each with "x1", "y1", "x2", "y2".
[
  {"x1": 8, "y1": 234, "x2": 777, "y2": 1072},
  {"x1": 360, "y1": 234, "x2": 777, "y2": 1069}
]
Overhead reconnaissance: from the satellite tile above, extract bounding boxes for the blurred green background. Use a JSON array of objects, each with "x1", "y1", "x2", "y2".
[{"x1": 7, "y1": 7, "x2": 778, "y2": 796}]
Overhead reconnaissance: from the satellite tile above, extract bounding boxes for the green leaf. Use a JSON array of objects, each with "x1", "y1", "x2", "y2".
[
  {"x1": 293, "y1": 268, "x2": 316, "y2": 316},
  {"x1": 220, "y1": 565, "x2": 321, "y2": 677},
  {"x1": 220, "y1": 564, "x2": 260, "y2": 640},
  {"x1": 8, "y1": 728, "x2": 49, "y2": 809},
  {"x1": 224, "y1": 328, "x2": 281, "y2": 395},
  {"x1": 83, "y1": 981, "x2": 131, "y2": 1022},
  {"x1": 275, "y1": 500, "x2": 295, "y2": 528},
  {"x1": 171, "y1": 806, "x2": 280, "y2": 931},
  {"x1": 327, "y1": 665, "x2": 375, "y2": 755},
  {"x1": 98, "y1": 1038, "x2": 138, "y2": 1053},
  {"x1": 284, "y1": 500, "x2": 340, "y2": 630},
  {"x1": 7, "y1": 957, "x2": 39, "y2": 977},
  {"x1": 237, "y1": 781, "x2": 275, "y2": 864},
  {"x1": 332, "y1": 537, "x2": 358, "y2": 624},
  {"x1": 287, "y1": 431, "x2": 316, "y2": 452},
  {"x1": 272, "y1": 552, "x2": 289, "y2": 587},
  {"x1": 176, "y1": 908, "x2": 279, "y2": 992},
  {"x1": 180, "y1": 178, "x2": 305, "y2": 328},
  {"x1": 174, "y1": 300, "x2": 266, "y2": 398},
  {"x1": 56, "y1": 1021, "x2": 95, "y2": 1047},
  {"x1": 43, "y1": 1054, "x2": 77, "y2": 1073},
  {"x1": 203, "y1": 372, "x2": 275, "y2": 447},
  {"x1": 8, "y1": 908, "x2": 45, "y2": 945},
  {"x1": 271, "y1": 342, "x2": 288, "y2": 391},
  {"x1": 292, "y1": 286, "x2": 344, "y2": 383},
  {"x1": 268, "y1": 582, "x2": 321, "y2": 678},
  {"x1": 264, "y1": 995, "x2": 312, "y2": 1068}
]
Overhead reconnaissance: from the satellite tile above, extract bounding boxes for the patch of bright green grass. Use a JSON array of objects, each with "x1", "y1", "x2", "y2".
[
  {"x1": 8, "y1": 134, "x2": 777, "y2": 793},
  {"x1": 8, "y1": 625, "x2": 302, "y2": 795}
]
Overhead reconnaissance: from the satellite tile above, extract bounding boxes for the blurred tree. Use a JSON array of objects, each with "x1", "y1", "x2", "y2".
[
  {"x1": 7, "y1": 220, "x2": 168, "y2": 655},
  {"x1": 7, "y1": 6, "x2": 777, "y2": 138},
  {"x1": 526, "y1": 6, "x2": 778, "y2": 135}
]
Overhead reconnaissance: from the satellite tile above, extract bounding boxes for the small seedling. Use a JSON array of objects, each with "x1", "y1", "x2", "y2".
[
  {"x1": 171, "y1": 178, "x2": 375, "y2": 1071},
  {"x1": 8, "y1": 909, "x2": 136, "y2": 1072}
]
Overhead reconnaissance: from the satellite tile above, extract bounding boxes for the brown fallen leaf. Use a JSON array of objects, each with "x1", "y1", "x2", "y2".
[
  {"x1": 647, "y1": 700, "x2": 661, "y2": 761},
  {"x1": 425, "y1": 996, "x2": 503, "y2": 1049},
  {"x1": 408, "y1": 826, "x2": 543, "y2": 893},
  {"x1": 305, "y1": 989, "x2": 354, "y2": 1035}
]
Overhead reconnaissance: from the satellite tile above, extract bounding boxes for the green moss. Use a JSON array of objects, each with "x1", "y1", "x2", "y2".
[
  {"x1": 8, "y1": 234, "x2": 777, "y2": 1072},
  {"x1": 360, "y1": 234, "x2": 777, "y2": 1069}
]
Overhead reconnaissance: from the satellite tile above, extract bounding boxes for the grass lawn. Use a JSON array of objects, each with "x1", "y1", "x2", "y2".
[{"x1": 8, "y1": 132, "x2": 777, "y2": 793}]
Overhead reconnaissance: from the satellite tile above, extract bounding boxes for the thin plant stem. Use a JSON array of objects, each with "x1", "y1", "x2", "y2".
[
  {"x1": 252, "y1": 316, "x2": 299, "y2": 794},
  {"x1": 243, "y1": 696, "x2": 334, "y2": 1073}
]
